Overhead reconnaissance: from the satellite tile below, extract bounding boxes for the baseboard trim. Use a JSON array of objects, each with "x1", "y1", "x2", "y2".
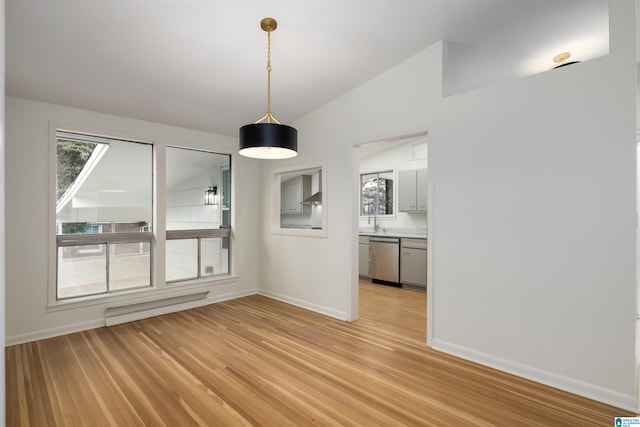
[
  {"x1": 258, "y1": 289, "x2": 349, "y2": 321},
  {"x1": 431, "y1": 338, "x2": 639, "y2": 413},
  {"x1": 6, "y1": 319, "x2": 105, "y2": 346},
  {"x1": 6, "y1": 287, "x2": 258, "y2": 346}
]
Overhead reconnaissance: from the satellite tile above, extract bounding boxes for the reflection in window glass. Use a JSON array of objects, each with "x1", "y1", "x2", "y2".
[
  {"x1": 109, "y1": 242, "x2": 151, "y2": 291},
  {"x1": 361, "y1": 171, "x2": 394, "y2": 216},
  {"x1": 56, "y1": 133, "x2": 152, "y2": 232},
  {"x1": 55, "y1": 130, "x2": 153, "y2": 299},
  {"x1": 166, "y1": 239, "x2": 198, "y2": 282},
  {"x1": 57, "y1": 245, "x2": 107, "y2": 299},
  {"x1": 279, "y1": 167, "x2": 323, "y2": 230},
  {"x1": 166, "y1": 147, "x2": 231, "y2": 282},
  {"x1": 166, "y1": 147, "x2": 230, "y2": 231},
  {"x1": 201, "y1": 237, "x2": 230, "y2": 277}
]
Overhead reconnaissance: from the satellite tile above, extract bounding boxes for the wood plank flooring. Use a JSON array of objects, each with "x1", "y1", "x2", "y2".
[{"x1": 6, "y1": 281, "x2": 637, "y2": 426}]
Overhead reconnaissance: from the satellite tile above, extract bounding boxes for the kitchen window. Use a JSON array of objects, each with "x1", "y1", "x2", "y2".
[{"x1": 360, "y1": 171, "x2": 394, "y2": 217}]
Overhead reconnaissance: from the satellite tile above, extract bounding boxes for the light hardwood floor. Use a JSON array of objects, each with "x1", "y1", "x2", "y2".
[{"x1": 6, "y1": 281, "x2": 636, "y2": 426}]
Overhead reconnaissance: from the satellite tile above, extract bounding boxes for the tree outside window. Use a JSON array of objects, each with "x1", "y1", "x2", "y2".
[{"x1": 361, "y1": 171, "x2": 394, "y2": 216}]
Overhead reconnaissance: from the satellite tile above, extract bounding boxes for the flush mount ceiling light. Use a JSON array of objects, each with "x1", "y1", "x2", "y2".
[
  {"x1": 550, "y1": 51, "x2": 580, "y2": 70},
  {"x1": 239, "y1": 17, "x2": 298, "y2": 160}
]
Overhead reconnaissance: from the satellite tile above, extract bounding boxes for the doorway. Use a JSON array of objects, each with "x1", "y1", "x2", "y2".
[
  {"x1": 355, "y1": 132, "x2": 428, "y2": 342},
  {"x1": 636, "y1": 141, "x2": 640, "y2": 409}
]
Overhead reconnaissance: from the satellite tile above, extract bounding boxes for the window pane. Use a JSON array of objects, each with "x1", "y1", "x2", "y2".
[
  {"x1": 377, "y1": 172, "x2": 394, "y2": 215},
  {"x1": 279, "y1": 167, "x2": 323, "y2": 230},
  {"x1": 361, "y1": 171, "x2": 394, "y2": 216},
  {"x1": 109, "y1": 242, "x2": 151, "y2": 291},
  {"x1": 56, "y1": 139, "x2": 96, "y2": 202},
  {"x1": 361, "y1": 174, "x2": 378, "y2": 216},
  {"x1": 166, "y1": 147, "x2": 231, "y2": 283},
  {"x1": 57, "y1": 245, "x2": 107, "y2": 299},
  {"x1": 166, "y1": 239, "x2": 198, "y2": 282},
  {"x1": 55, "y1": 130, "x2": 153, "y2": 300},
  {"x1": 56, "y1": 133, "x2": 152, "y2": 233},
  {"x1": 166, "y1": 147, "x2": 230, "y2": 231},
  {"x1": 200, "y1": 237, "x2": 229, "y2": 277}
]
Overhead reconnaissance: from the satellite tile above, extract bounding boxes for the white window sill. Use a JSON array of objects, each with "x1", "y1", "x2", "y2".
[{"x1": 270, "y1": 227, "x2": 328, "y2": 238}]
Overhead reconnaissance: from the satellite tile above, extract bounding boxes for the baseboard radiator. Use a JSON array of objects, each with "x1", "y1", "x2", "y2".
[{"x1": 105, "y1": 292, "x2": 209, "y2": 326}]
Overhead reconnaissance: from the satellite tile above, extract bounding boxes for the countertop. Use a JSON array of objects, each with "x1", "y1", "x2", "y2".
[{"x1": 359, "y1": 229, "x2": 427, "y2": 240}]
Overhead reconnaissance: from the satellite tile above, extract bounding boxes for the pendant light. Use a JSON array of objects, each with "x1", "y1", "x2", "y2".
[{"x1": 239, "y1": 17, "x2": 298, "y2": 159}]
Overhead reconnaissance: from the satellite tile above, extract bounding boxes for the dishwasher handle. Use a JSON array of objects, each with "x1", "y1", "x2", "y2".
[{"x1": 369, "y1": 237, "x2": 400, "y2": 243}]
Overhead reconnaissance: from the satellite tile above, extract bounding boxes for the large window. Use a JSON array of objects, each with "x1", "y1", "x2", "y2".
[
  {"x1": 55, "y1": 130, "x2": 153, "y2": 299},
  {"x1": 360, "y1": 171, "x2": 394, "y2": 217},
  {"x1": 54, "y1": 130, "x2": 234, "y2": 302},
  {"x1": 165, "y1": 147, "x2": 231, "y2": 282}
]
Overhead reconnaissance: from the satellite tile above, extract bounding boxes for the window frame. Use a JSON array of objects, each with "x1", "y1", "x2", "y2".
[
  {"x1": 270, "y1": 162, "x2": 328, "y2": 238},
  {"x1": 48, "y1": 125, "x2": 237, "y2": 310},
  {"x1": 164, "y1": 146, "x2": 232, "y2": 283},
  {"x1": 54, "y1": 130, "x2": 154, "y2": 300},
  {"x1": 359, "y1": 170, "x2": 396, "y2": 219}
]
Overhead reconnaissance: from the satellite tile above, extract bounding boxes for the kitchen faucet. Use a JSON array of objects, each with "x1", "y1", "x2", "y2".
[{"x1": 367, "y1": 208, "x2": 379, "y2": 232}]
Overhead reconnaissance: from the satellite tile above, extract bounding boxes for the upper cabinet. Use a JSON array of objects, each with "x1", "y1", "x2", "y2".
[
  {"x1": 398, "y1": 168, "x2": 427, "y2": 212},
  {"x1": 281, "y1": 175, "x2": 311, "y2": 215}
]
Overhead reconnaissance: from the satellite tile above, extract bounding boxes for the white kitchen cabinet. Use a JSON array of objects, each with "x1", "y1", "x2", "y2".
[
  {"x1": 359, "y1": 235, "x2": 370, "y2": 277},
  {"x1": 400, "y1": 238, "x2": 427, "y2": 289},
  {"x1": 281, "y1": 175, "x2": 311, "y2": 215},
  {"x1": 398, "y1": 168, "x2": 427, "y2": 212}
]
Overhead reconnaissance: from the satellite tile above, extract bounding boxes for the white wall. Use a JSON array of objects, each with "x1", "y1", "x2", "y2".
[
  {"x1": 1, "y1": 0, "x2": 7, "y2": 420},
  {"x1": 259, "y1": 1, "x2": 637, "y2": 411},
  {"x1": 429, "y1": 1, "x2": 637, "y2": 410},
  {"x1": 258, "y1": 42, "x2": 443, "y2": 320},
  {"x1": 5, "y1": 97, "x2": 261, "y2": 344}
]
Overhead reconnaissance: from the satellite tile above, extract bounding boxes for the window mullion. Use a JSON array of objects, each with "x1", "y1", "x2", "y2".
[
  {"x1": 106, "y1": 242, "x2": 111, "y2": 293},
  {"x1": 57, "y1": 231, "x2": 153, "y2": 246},
  {"x1": 197, "y1": 237, "x2": 202, "y2": 279}
]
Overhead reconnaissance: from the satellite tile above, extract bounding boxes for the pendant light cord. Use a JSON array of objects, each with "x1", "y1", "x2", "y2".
[
  {"x1": 255, "y1": 22, "x2": 280, "y2": 125},
  {"x1": 267, "y1": 29, "x2": 272, "y2": 123}
]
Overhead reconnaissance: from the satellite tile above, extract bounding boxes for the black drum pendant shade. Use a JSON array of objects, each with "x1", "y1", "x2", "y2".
[
  {"x1": 239, "y1": 123, "x2": 297, "y2": 159},
  {"x1": 239, "y1": 17, "x2": 298, "y2": 160}
]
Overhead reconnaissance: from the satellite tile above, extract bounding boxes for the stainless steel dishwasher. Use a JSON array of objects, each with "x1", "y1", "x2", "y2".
[{"x1": 369, "y1": 236, "x2": 400, "y2": 286}]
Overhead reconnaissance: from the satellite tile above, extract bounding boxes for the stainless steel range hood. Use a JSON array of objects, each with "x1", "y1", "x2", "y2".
[{"x1": 301, "y1": 191, "x2": 322, "y2": 205}]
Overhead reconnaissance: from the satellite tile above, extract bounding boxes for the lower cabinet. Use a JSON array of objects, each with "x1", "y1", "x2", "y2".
[
  {"x1": 359, "y1": 236, "x2": 370, "y2": 277},
  {"x1": 400, "y1": 238, "x2": 427, "y2": 289}
]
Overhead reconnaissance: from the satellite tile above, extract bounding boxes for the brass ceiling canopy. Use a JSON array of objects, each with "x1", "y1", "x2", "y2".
[
  {"x1": 553, "y1": 51, "x2": 571, "y2": 63},
  {"x1": 551, "y1": 51, "x2": 580, "y2": 69},
  {"x1": 260, "y1": 17, "x2": 277, "y2": 32},
  {"x1": 239, "y1": 17, "x2": 298, "y2": 160}
]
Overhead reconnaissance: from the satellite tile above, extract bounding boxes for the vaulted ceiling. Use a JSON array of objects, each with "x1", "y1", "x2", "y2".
[{"x1": 6, "y1": 1, "x2": 611, "y2": 137}]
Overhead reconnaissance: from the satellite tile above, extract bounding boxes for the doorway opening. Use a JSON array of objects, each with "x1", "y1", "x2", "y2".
[
  {"x1": 636, "y1": 141, "x2": 640, "y2": 409},
  {"x1": 355, "y1": 132, "x2": 428, "y2": 343}
]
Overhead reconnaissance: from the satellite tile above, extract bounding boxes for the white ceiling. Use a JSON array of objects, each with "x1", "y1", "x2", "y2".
[{"x1": 6, "y1": 1, "x2": 611, "y2": 137}]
